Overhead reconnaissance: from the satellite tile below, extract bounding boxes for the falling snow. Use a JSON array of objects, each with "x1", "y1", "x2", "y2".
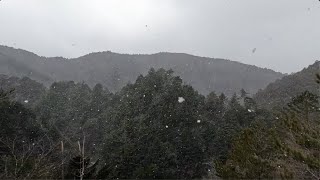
[
  {"x1": 178, "y1": 97, "x2": 185, "y2": 103},
  {"x1": 24, "y1": 100, "x2": 29, "y2": 103}
]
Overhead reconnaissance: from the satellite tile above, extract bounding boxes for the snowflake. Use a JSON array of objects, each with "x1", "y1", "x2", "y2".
[
  {"x1": 178, "y1": 97, "x2": 185, "y2": 103},
  {"x1": 197, "y1": 120, "x2": 201, "y2": 123},
  {"x1": 24, "y1": 100, "x2": 29, "y2": 103}
]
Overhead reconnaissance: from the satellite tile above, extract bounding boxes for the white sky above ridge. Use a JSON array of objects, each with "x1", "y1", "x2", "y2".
[{"x1": 0, "y1": 0, "x2": 319, "y2": 73}]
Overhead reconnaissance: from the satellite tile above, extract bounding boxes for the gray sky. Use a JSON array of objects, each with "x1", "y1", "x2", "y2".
[{"x1": 0, "y1": 0, "x2": 319, "y2": 73}]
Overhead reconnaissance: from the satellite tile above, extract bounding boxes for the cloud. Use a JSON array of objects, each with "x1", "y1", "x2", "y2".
[{"x1": 0, "y1": 0, "x2": 319, "y2": 73}]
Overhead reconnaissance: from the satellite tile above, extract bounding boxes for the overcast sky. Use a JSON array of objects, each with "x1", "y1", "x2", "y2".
[{"x1": 0, "y1": 0, "x2": 319, "y2": 73}]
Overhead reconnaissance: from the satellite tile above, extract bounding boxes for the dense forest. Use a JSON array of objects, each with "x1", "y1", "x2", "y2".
[
  {"x1": 255, "y1": 61, "x2": 320, "y2": 109},
  {"x1": 0, "y1": 68, "x2": 319, "y2": 179}
]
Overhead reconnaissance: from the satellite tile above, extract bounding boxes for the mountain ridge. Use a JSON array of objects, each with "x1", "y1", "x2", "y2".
[
  {"x1": 254, "y1": 61, "x2": 320, "y2": 108},
  {"x1": 0, "y1": 45, "x2": 284, "y2": 95},
  {"x1": 0, "y1": 45, "x2": 284, "y2": 75}
]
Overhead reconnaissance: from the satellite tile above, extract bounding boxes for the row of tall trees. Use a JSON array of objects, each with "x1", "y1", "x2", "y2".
[
  {"x1": 0, "y1": 69, "x2": 319, "y2": 179},
  {"x1": 218, "y1": 91, "x2": 320, "y2": 178}
]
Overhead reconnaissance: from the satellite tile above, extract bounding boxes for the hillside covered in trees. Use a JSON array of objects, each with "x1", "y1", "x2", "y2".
[
  {"x1": 0, "y1": 65, "x2": 319, "y2": 179},
  {"x1": 255, "y1": 61, "x2": 319, "y2": 109},
  {"x1": 0, "y1": 45, "x2": 284, "y2": 96}
]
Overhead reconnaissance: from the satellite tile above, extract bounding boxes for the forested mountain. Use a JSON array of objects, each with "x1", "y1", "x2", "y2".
[
  {"x1": 0, "y1": 46, "x2": 318, "y2": 179},
  {"x1": 0, "y1": 45, "x2": 284, "y2": 96},
  {"x1": 0, "y1": 67, "x2": 319, "y2": 179},
  {"x1": 254, "y1": 61, "x2": 319, "y2": 109}
]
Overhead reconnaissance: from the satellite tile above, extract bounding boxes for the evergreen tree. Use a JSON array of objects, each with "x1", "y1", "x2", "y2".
[
  {"x1": 286, "y1": 91, "x2": 319, "y2": 122},
  {"x1": 216, "y1": 123, "x2": 279, "y2": 179},
  {"x1": 0, "y1": 89, "x2": 40, "y2": 149},
  {"x1": 219, "y1": 90, "x2": 320, "y2": 179},
  {"x1": 0, "y1": 89, "x2": 56, "y2": 179},
  {"x1": 98, "y1": 68, "x2": 208, "y2": 179}
]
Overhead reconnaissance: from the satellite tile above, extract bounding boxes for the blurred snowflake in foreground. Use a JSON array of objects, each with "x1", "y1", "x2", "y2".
[{"x1": 178, "y1": 97, "x2": 185, "y2": 103}]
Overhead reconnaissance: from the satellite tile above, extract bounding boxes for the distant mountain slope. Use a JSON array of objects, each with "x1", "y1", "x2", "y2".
[
  {"x1": 254, "y1": 61, "x2": 319, "y2": 108},
  {"x1": 0, "y1": 74, "x2": 46, "y2": 106},
  {"x1": 0, "y1": 45, "x2": 284, "y2": 95},
  {"x1": 0, "y1": 51, "x2": 51, "y2": 82}
]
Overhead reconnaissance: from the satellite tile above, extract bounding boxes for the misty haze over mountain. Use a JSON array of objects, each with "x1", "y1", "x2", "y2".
[{"x1": 0, "y1": 45, "x2": 284, "y2": 95}]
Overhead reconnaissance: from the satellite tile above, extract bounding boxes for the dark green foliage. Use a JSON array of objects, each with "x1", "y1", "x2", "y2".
[
  {"x1": 90, "y1": 83, "x2": 111, "y2": 117},
  {"x1": 255, "y1": 61, "x2": 319, "y2": 109},
  {"x1": 0, "y1": 89, "x2": 40, "y2": 148},
  {"x1": 219, "y1": 90, "x2": 320, "y2": 179},
  {"x1": 208, "y1": 90, "x2": 265, "y2": 162},
  {"x1": 31, "y1": 81, "x2": 112, "y2": 178},
  {"x1": 0, "y1": 75, "x2": 46, "y2": 106},
  {"x1": 0, "y1": 66, "x2": 318, "y2": 179},
  {"x1": 316, "y1": 73, "x2": 320, "y2": 84},
  {"x1": 0, "y1": 89, "x2": 58, "y2": 179},
  {"x1": 35, "y1": 82, "x2": 91, "y2": 140},
  {"x1": 98, "y1": 68, "x2": 208, "y2": 179},
  {"x1": 285, "y1": 91, "x2": 319, "y2": 122},
  {"x1": 203, "y1": 92, "x2": 226, "y2": 158},
  {"x1": 216, "y1": 125, "x2": 278, "y2": 179}
]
